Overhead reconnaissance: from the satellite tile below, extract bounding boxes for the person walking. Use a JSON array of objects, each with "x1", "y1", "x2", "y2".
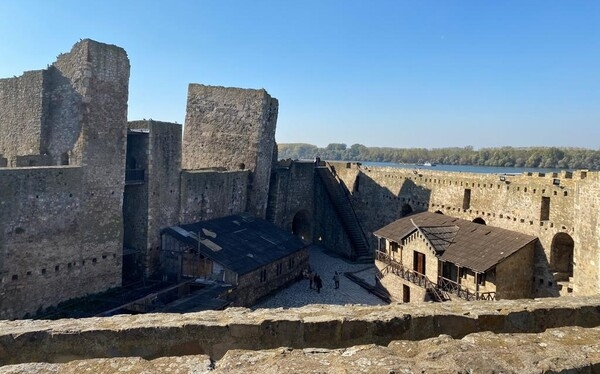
[
  {"x1": 333, "y1": 271, "x2": 340, "y2": 289},
  {"x1": 314, "y1": 273, "x2": 322, "y2": 293}
]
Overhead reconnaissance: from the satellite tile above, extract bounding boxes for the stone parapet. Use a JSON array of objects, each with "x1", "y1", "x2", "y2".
[
  {"x1": 2, "y1": 296, "x2": 600, "y2": 366},
  {"x1": 3, "y1": 326, "x2": 599, "y2": 373}
]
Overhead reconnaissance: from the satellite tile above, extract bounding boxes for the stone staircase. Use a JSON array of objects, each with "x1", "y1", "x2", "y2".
[
  {"x1": 316, "y1": 165, "x2": 372, "y2": 263},
  {"x1": 265, "y1": 168, "x2": 289, "y2": 224}
]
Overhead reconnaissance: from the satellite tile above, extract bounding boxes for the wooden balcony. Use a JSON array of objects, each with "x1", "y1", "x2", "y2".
[
  {"x1": 375, "y1": 250, "x2": 495, "y2": 302},
  {"x1": 438, "y1": 276, "x2": 496, "y2": 301}
]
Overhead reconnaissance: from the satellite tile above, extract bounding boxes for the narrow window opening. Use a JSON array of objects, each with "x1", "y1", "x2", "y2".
[
  {"x1": 462, "y1": 188, "x2": 471, "y2": 210},
  {"x1": 540, "y1": 196, "x2": 551, "y2": 221}
]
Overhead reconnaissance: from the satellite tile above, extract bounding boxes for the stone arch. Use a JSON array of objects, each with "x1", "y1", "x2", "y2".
[
  {"x1": 473, "y1": 217, "x2": 486, "y2": 225},
  {"x1": 292, "y1": 210, "x2": 312, "y2": 243},
  {"x1": 401, "y1": 203, "x2": 413, "y2": 216},
  {"x1": 550, "y1": 233, "x2": 574, "y2": 276}
]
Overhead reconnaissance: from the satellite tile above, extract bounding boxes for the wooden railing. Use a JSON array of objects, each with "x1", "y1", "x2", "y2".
[
  {"x1": 375, "y1": 250, "x2": 496, "y2": 301},
  {"x1": 437, "y1": 277, "x2": 496, "y2": 301},
  {"x1": 375, "y1": 251, "x2": 447, "y2": 302}
]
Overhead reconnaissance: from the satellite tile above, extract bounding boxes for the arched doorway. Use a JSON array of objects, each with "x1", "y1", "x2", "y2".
[
  {"x1": 292, "y1": 210, "x2": 312, "y2": 243},
  {"x1": 401, "y1": 204, "x2": 413, "y2": 216},
  {"x1": 550, "y1": 233, "x2": 574, "y2": 276},
  {"x1": 472, "y1": 217, "x2": 486, "y2": 225}
]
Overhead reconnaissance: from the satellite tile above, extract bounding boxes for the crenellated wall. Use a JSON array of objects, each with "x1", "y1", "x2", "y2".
[{"x1": 322, "y1": 162, "x2": 600, "y2": 296}]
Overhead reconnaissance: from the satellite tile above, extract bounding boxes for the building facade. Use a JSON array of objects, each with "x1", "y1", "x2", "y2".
[
  {"x1": 161, "y1": 213, "x2": 309, "y2": 306},
  {"x1": 373, "y1": 211, "x2": 536, "y2": 302}
]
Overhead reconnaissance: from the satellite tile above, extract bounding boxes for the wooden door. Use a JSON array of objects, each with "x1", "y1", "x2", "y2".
[
  {"x1": 414, "y1": 251, "x2": 426, "y2": 275},
  {"x1": 403, "y1": 285, "x2": 410, "y2": 303}
]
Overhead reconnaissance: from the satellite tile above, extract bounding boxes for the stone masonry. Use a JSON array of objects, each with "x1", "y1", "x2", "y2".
[
  {"x1": 183, "y1": 84, "x2": 278, "y2": 219},
  {"x1": 5, "y1": 39, "x2": 600, "y2": 372},
  {"x1": 0, "y1": 40, "x2": 129, "y2": 319},
  {"x1": 2, "y1": 296, "x2": 600, "y2": 371}
]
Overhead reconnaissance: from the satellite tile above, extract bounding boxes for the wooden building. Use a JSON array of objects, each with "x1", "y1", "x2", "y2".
[
  {"x1": 161, "y1": 213, "x2": 309, "y2": 306},
  {"x1": 374, "y1": 211, "x2": 537, "y2": 302}
]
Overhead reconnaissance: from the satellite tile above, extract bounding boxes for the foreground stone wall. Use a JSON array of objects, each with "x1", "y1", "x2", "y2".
[
  {"x1": 2, "y1": 296, "x2": 600, "y2": 368},
  {"x1": 2, "y1": 326, "x2": 600, "y2": 373},
  {"x1": 183, "y1": 85, "x2": 278, "y2": 218}
]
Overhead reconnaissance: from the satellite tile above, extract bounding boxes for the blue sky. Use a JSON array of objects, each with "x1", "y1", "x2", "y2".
[{"x1": 1, "y1": 1, "x2": 599, "y2": 149}]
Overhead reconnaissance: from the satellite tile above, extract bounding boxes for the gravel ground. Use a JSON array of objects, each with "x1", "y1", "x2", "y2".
[{"x1": 253, "y1": 245, "x2": 386, "y2": 309}]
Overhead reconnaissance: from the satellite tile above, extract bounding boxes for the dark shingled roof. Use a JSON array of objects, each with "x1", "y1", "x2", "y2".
[
  {"x1": 162, "y1": 213, "x2": 307, "y2": 275},
  {"x1": 374, "y1": 211, "x2": 537, "y2": 273}
]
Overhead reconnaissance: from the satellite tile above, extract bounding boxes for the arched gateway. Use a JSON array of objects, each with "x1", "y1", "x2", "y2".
[{"x1": 292, "y1": 210, "x2": 312, "y2": 242}]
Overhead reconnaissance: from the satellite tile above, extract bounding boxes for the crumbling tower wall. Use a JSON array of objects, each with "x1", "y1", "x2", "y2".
[
  {"x1": 182, "y1": 84, "x2": 278, "y2": 218},
  {"x1": 0, "y1": 71, "x2": 46, "y2": 166},
  {"x1": 0, "y1": 40, "x2": 129, "y2": 319}
]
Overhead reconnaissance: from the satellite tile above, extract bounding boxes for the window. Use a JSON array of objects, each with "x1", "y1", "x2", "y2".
[
  {"x1": 540, "y1": 197, "x2": 550, "y2": 221},
  {"x1": 276, "y1": 263, "x2": 283, "y2": 276},
  {"x1": 476, "y1": 273, "x2": 486, "y2": 286},
  {"x1": 260, "y1": 269, "x2": 267, "y2": 283},
  {"x1": 288, "y1": 258, "x2": 295, "y2": 270}
]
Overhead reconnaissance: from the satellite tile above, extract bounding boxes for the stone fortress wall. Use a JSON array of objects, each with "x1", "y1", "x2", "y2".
[
  {"x1": 4, "y1": 39, "x2": 600, "y2": 371},
  {"x1": 1, "y1": 40, "x2": 281, "y2": 318},
  {"x1": 318, "y1": 162, "x2": 600, "y2": 297},
  {"x1": 0, "y1": 40, "x2": 129, "y2": 319}
]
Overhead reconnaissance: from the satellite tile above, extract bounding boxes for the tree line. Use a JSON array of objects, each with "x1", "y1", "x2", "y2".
[{"x1": 277, "y1": 143, "x2": 600, "y2": 170}]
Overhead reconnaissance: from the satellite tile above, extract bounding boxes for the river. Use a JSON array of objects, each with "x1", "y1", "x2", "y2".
[{"x1": 359, "y1": 161, "x2": 568, "y2": 175}]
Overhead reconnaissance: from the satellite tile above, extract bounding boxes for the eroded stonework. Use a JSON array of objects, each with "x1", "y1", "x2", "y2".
[{"x1": 2, "y1": 297, "x2": 600, "y2": 371}]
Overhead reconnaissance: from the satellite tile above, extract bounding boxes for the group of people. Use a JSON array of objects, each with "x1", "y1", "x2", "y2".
[{"x1": 303, "y1": 267, "x2": 341, "y2": 293}]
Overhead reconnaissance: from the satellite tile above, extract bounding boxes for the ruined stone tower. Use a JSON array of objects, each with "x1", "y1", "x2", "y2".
[
  {"x1": 182, "y1": 84, "x2": 278, "y2": 219},
  {"x1": 0, "y1": 40, "x2": 129, "y2": 318}
]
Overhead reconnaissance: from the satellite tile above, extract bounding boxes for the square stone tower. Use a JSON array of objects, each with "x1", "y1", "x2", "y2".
[{"x1": 182, "y1": 84, "x2": 278, "y2": 219}]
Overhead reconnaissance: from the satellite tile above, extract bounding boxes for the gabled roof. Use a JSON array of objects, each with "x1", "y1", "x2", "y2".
[
  {"x1": 162, "y1": 213, "x2": 307, "y2": 275},
  {"x1": 374, "y1": 211, "x2": 537, "y2": 273},
  {"x1": 418, "y1": 224, "x2": 460, "y2": 253}
]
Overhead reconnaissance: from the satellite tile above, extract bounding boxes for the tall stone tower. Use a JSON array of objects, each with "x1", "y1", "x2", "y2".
[
  {"x1": 182, "y1": 84, "x2": 278, "y2": 218},
  {"x1": 0, "y1": 39, "x2": 129, "y2": 319}
]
